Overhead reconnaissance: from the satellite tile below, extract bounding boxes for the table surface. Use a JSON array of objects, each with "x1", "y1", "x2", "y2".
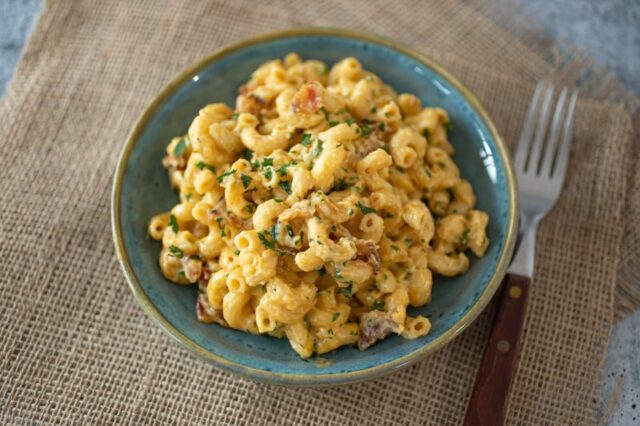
[{"x1": 1, "y1": 0, "x2": 638, "y2": 424}]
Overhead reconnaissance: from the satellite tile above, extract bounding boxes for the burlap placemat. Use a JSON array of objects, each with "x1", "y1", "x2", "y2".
[{"x1": 0, "y1": 1, "x2": 635, "y2": 424}]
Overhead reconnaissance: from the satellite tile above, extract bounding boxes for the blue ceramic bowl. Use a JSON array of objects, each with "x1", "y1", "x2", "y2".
[{"x1": 112, "y1": 29, "x2": 517, "y2": 386}]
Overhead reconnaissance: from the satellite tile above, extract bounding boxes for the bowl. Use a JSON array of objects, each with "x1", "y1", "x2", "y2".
[{"x1": 112, "y1": 28, "x2": 518, "y2": 386}]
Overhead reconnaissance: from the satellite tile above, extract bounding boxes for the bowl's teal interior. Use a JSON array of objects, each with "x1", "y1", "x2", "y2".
[{"x1": 118, "y1": 34, "x2": 510, "y2": 384}]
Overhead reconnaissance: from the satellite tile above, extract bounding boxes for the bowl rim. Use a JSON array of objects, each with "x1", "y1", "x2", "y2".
[{"x1": 111, "y1": 27, "x2": 518, "y2": 387}]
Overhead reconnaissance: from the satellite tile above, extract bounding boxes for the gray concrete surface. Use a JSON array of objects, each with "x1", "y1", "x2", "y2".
[{"x1": 0, "y1": 1, "x2": 637, "y2": 424}]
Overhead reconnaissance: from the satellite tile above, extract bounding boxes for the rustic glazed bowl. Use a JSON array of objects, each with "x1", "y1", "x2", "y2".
[{"x1": 112, "y1": 28, "x2": 518, "y2": 387}]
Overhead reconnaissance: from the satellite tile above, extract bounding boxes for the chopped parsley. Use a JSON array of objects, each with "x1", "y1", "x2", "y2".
[
  {"x1": 257, "y1": 229, "x2": 285, "y2": 256},
  {"x1": 328, "y1": 120, "x2": 339, "y2": 127},
  {"x1": 361, "y1": 122, "x2": 372, "y2": 137},
  {"x1": 177, "y1": 271, "x2": 186, "y2": 279},
  {"x1": 262, "y1": 157, "x2": 273, "y2": 167},
  {"x1": 311, "y1": 139, "x2": 324, "y2": 159},
  {"x1": 337, "y1": 285, "x2": 353, "y2": 299},
  {"x1": 216, "y1": 169, "x2": 236, "y2": 183},
  {"x1": 173, "y1": 138, "x2": 187, "y2": 156},
  {"x1": 331, "y1": 312, "x2": 341, "y2": 322},
  {"x1": 231, "y1": 112, "x2": 239, "y2": 120},
  {"x1": 390, "y1": 244, "x2": 400, "y2": 251},
  {"x1": 371, "y1": 299, "x2": 385, "y2": 311},
  {"x1": 245, "y1": 203, "x2": 256, "y2": 214},
  {"x1": 356, "y1": 201, "x2": 377, "y2": 215},
  {"x1": 277, "y1": 161, "x2": 297, "y2": 176},
  {"x1": 169, "y1": 214, "x2": 179, "y2": 233},
  {"x1": 241, "y1": 148, "x2": 253, "y2": 160},
  {"x1": 270, "y1": 222, "x2": 280, "y2": 243},
  {"x1": 378, "y1": 122, "x2": 385, "y2": 131},
  {"x1": 195, "y1": 161, "x2": 216, "y2": 173},
  {"x1": 216, "y1": 217, "x2": 225, "y2": 237},
  {"x1": 168, "y1": 245, "x2": 183, "y2": 258},
  {"x1": 345, "y1": 117, "x2": 355, "y2": 126},
  {"x1": 370, "y1": 106, "x2": 377, "y2": 114},
  {"x1": 300, "y1": 133, "x2": 313, "y2": 147},
  {"x1": 332, "y1": 178, "x2": 350, "y2": 192},
  {"x1": 257, "y1": 231, "x2": 275, "y2": 249},
  {"x1": 263, "y1": 168, "x2": 273, "y2": 180},
  {"x1": 404, "y1": 237, "x2": 414, "y2": 247},
  {"x1": 278, "y1": 181, "x2": 292, "y2": 194},
  {"x1": 458, "y1": 229, "x2": 470, "y2": 246},
  {"x1": 240, "y1": 174, "x2": 252, "y2": 189}
]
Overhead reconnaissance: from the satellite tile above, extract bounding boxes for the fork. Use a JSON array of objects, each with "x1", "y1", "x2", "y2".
[{"x1": 463, "y1": 82, "x2": 579, "y2": 426}]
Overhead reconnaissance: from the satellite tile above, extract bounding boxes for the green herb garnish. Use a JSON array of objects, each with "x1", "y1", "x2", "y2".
[
  {"x1": 216, "y1": 169, "x2": 236, "y2": 183},
  {"x1": 241, "y1": 148, "x2": 253, "y2": 160},
  {"x1": 458, "y1": 229, "x2": 470, "y2": 246},
  {"x1": 262, "y1": 157, "x2": 273, "y2": 167},
  {"x1": 332, "y1": 178, "x2": 350, "y2": 192},
  {"x1": 169, "y1": 214, "x2": 179, "y2": 233},
  {"x1": 371, "y1": 299, "x2": 385, "y2": 311},
  {"x1": 311, "y1": 139, "x2": 324, "y2": 159},
  {"x1": 356, "y1": 201, "x2": 377, "y2": 215},
  {"x1": 196, "y1": 161, "x2": 216, "y2": 173},
  {"x1": 301, "y1": 133, "x2": 313, "y2": 147},
  {"x1": 216, "y1": 217, "x2": 225, "y2": 237},
  {"x1": 328, "y1": 120, "x2": 339, "y2": 127},
  {"x1": 173, "y1": 138, "x2": 187, "y2": 156},
  {"x1": 240, "y1": 174, "x2": 252, "y2": 189},
  {"x1": 168, "y1": 245, "x2": 183, "y2": 258},
  {"x1": 338, "y1": 285, "x2": 353, "y2": 299},
  {"x1": 331, "y1": 312, "x2": 340, "y2": 322},
  {"x1": 278, "y1": 181, "x2": 291, "y2": 194}
]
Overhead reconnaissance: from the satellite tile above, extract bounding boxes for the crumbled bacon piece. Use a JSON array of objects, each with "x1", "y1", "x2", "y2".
[
  {"x1": 235, "y1": 93, "x2": 264, "y2": 115},
  {"x1": 354, "y1": 239, "x2": 381, "y2": 274},
  {"x1": 355, "y1": 135, "x2": 384, "y2": 159},
  {"x1": 162, "y1": 155, "x2": 187, "y2": 170},
  {"x1": 291, "y1": 81, "x2": 323, "y2": 113},
  {"x1": 195, "y1": 280, "x2": 227, "y2": 326},
  {"x1": 358, "y1": 311, "x2": 399, "y2": 350}
]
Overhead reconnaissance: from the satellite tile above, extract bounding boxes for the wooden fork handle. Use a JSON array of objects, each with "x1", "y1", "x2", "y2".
[{"x1": 463, "y1": 273, "x2": 531, "y2": 426}]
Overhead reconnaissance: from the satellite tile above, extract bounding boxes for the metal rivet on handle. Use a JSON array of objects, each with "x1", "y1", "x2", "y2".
[
  {"x1": 497, "y1": 340, "x2": 511, "y2": 353},
  {"x1": 509, "y1": 286, "x2": 522, "y2": 299}
]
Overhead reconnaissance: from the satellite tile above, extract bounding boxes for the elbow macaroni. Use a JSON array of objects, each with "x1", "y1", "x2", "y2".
[{"x1": 148, "y1": 54, "x2": 490, "y2": 358}]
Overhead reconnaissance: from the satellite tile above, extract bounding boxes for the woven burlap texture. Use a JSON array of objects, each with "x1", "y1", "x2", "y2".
[{"x1": 0, "y1": 1, "x2": 634, "y2": 425}]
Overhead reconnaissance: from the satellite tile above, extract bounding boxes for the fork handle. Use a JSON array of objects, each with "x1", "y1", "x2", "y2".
[{"x1": 463, "y1": 273, "x2": 531, "y2": 426}]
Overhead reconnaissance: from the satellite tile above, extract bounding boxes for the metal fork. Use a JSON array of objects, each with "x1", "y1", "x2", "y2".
[{"x1": 464, "y1": 82, "x2": 579, "y2": 426}]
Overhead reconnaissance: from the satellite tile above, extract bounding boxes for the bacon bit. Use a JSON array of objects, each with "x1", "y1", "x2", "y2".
[
  {"x1": 162, "y1": 155, "x2": 187, "y2": 170},
  {"x1": 354, "y1": 239, "x2": 381, "y2": 274},
  {"x1": 291, "y1": 81, "x2": 323, "y2": 113},
  {"x1": 208, "y1": 199, "x2": 228, "y2": 221},
  {"x1": 279, "y1": 201, "x2": 317, "y2": 222},
  {"x1": 181, "y1": 256, "x2": 202, "y2": 282},
  {"x1": 235, "y1": 93, "x2": 264, "y2": 115},
  {"x1": 196, "y1": 291, "x2": 227, "y2": 326},
  {"x1": 358, "y1": 311, "x2": 399, "y2": 350},
  {"x1": 355, "y1": 135, "x2": 384, "y2": 159}
]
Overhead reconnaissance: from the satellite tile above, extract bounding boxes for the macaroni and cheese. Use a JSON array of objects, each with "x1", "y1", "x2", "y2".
[{"x1": 149, "y1": 54, "x2": 489, "y2": 358}]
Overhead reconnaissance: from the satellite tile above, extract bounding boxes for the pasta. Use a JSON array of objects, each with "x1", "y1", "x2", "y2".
[{"x1": 149, "y1": 54, "x2": 490, "y2": 357}]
